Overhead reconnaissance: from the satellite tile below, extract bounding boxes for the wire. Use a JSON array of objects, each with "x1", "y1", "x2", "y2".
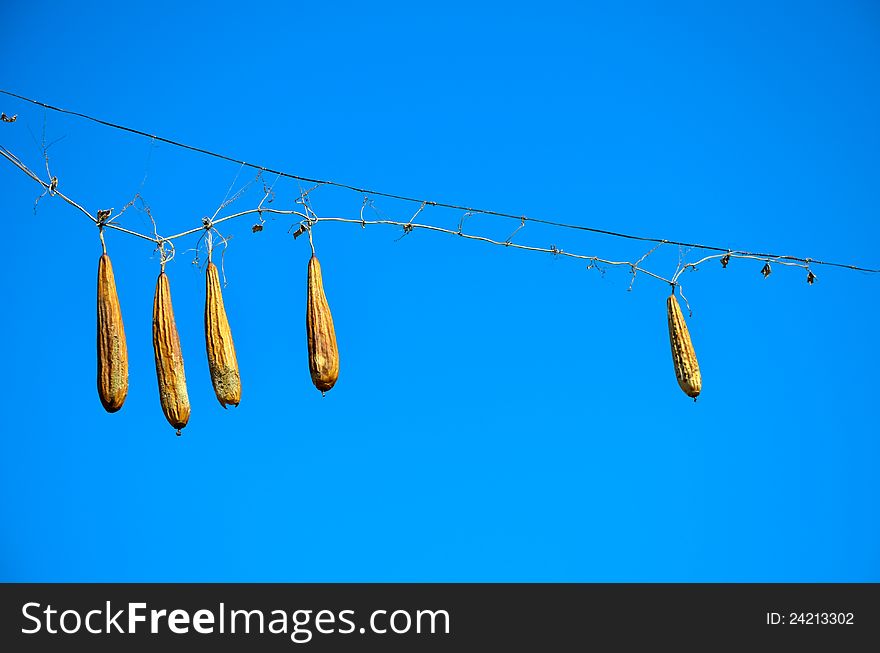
[
  {"x1": 1, "y1": 88, "x2": 878, "y2": 274},
  {"x1": 0, "y1": 145, "x2": 839, "y2": 299}
]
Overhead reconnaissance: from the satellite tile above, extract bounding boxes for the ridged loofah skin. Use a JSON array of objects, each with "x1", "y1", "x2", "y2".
[
  {"x1": 153, "y1": 271, "x2": 190, "y2": 432},
  {"x1": 306, "y1": 254, "x2": 339, "y2": 393},
  {"x1": 97, "y1": 253, "x2": 128, "y2": 412},
  {"x1": 667, "y1": 293, "x2": 702, "y2": 399},
  {"x1": 205, "y1": 261, "x2": 241, "y2": 408}
]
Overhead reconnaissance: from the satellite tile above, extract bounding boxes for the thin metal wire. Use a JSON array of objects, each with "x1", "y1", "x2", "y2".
[
  {"x1": 2, "y1": 88, "x2": 877, "y2": 274},
  {"x1": 0, "y1": 144, "x2": 870, "y2": 300}
]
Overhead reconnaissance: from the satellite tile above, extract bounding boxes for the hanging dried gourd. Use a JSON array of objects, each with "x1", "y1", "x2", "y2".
[
  {"x1": 96, "y1": 248, "x2": 128, "y2": 412},
  {"x1": 306, "y1": 253, "x2": 339, "y2": 394},
  {"x1": 667, "y1": 292, "x2": 702, "y2": 399},
  {"x1": 153, "y1": 270, "x2": 190, "y2": 433},
  {"x1": 204, "y1": 261, "x2": 241, "y2": 408}
]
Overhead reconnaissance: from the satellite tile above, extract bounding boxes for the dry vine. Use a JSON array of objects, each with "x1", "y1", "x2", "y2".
[{"x1": 0, "y1": 140, "x2": 865, "y2": 313}]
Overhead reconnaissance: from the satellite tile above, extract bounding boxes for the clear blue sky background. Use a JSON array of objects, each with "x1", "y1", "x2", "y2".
[{"x1": 1, "y1": 1, "x2": 878, "y2": 581}]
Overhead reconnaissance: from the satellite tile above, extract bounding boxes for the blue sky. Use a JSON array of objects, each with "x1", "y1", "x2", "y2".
[{"x1": 0, "y1": 1, "x2": 878, "y2": 581}]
